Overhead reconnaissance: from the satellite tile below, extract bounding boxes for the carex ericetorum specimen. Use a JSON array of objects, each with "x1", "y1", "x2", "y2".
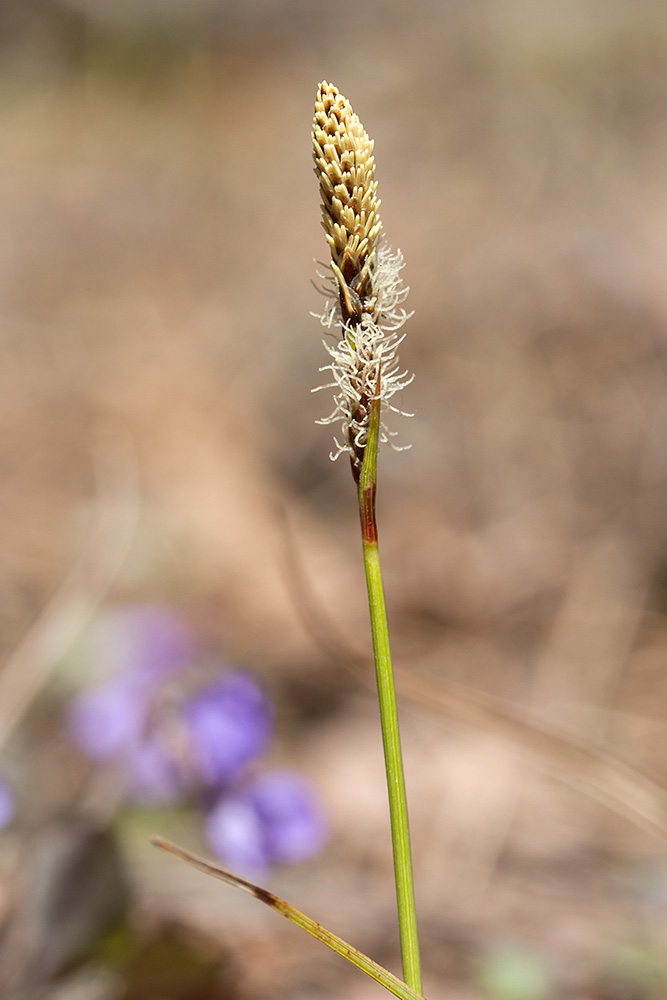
[
  {"x1": 312, "y1": 81, "x2": 413, "y2": 481},
  {"x1": 312, "y1": 81, "x2": 422, "y2": 994},
  {"x1": 153, "y1": 83, "x2": 425, "y2": 1000}
]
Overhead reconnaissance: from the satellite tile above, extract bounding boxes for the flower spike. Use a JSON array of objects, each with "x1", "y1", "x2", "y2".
[{"x1": 312, "y1": 82, "x2": 413, "y2": 480}]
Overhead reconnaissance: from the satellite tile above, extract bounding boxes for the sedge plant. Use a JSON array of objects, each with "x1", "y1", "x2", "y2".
[
  {"x1": 311, "y1": 80, "x2": 420, "y2": 990},
  {"x1": 155, "y1": 81, "x2": 423, "y2": 1000}
]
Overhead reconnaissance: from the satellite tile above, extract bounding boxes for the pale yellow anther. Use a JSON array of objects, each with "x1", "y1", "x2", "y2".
[{"x1": 312, "y1": 81, "x2": 382, "y2": 312}]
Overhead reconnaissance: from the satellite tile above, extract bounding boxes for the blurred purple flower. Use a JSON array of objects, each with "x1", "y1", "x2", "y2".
[
  {"x1": 0, "y1": 776, "x2": 14, "y2": 830},
  {"x1": 204, "y1": 770, "x2": 327, "y2": 873},
  {"x1": 68, "y1": 679, "x2": 184, "y2": 803},
  {"x1": 68, "y1": 677, "x2": 147, "y2": 760},
  {"x1": 128, "y1": 736, "x2": 185, "y2": 804},
  {"x1": 184, "y1": 671, "x2": 272, "y2": 787},
  {"x1": 68, "y1": 604, "x2": 195, "y2": 762},
  {"x1": 66, "y1": 607, "x2": 325, "y2": 872},
  {"x1": 89, "y1": 605, "x2": 195, "y2": 687}
]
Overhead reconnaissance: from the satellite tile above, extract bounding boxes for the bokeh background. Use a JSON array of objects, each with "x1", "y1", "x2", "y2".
[{"x1": 3, "y1": 0, "x2": 667, "y2": 997}]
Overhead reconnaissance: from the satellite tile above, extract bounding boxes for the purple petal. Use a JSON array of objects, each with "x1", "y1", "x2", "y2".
[
  {"x1": 0, "y1": 777, "x2": 14, "y2": 829},
  {"x1": 68, "y1": 604, "x2": 195, "y2": 763},
  {"x1": 90, "y1": 605, "x2": 194, "y2": 687},
  {"x1": 67, "y1": 679, "x2": 146, "y2": 759},
  {"x1": 245, "y1": 770, "x2": 327, "y2": 864},
  {"x1": 184, "y1": 672, "x2": 272, "y2": 786},
  {"x1": 205, "y1": 796, "x2": 269, "y2": 871},
  {"x1": 127, "y1": 738, "x2": 184, "y2": 805},
  {"x1": 204, "y1": 770, "x2": 326, "y2": 872}
]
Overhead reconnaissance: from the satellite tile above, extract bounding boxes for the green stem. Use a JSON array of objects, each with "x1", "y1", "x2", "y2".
[{"x1": 356, "y1": 387, "x2": 422, "y2": 994}]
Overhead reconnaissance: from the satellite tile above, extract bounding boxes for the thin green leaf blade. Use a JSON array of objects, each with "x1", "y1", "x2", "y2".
[{"x1": 151, "y1": 837, "x2": 427, "y2": 1000}]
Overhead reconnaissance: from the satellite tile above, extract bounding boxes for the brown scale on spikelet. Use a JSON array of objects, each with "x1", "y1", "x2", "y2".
[{"x1": 312, "y1": 82, "x2": 382, "y2": 325}]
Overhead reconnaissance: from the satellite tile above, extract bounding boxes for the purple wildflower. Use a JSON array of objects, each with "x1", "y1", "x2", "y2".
[
  {"x1": 0, "y1": 776, "x2": 14, "y2": 830},
  {"x1": 66, "y1": 606, "x2": 326, "y2": 872},
  {"x1": 68, "y1": 680, "x2": 183, "y2": 803},
  {"x1": 204, "y1": 770, "x2": 327, "y2": 873},
  {"x1": 183, "y1": 671, "x2": 272, "y2": 787},
  {"x1": 128, "y1": 736, "x2": 185, "y2": 804},
  {"x1": 67, "y1": 605, "x2": 196, "y2": 801},
  {"x1": 88, "y1": 605, "x2": 195, "y2": 687},
  {"x1": 67, "y1": 676, "x2": 147, "y2": 760},
  {"x1": 68, "y1": 605, "x2": 195, "y2": 760}
]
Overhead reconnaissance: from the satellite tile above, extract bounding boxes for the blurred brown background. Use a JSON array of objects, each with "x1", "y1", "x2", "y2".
[{"x1": 3, "y1": 0, "x2": 667, "y2": 997}]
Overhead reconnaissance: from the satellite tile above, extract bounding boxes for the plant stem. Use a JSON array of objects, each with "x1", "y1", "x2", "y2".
[{"x1": 356, "y1": 388, "x2": 422, "y2": 994}]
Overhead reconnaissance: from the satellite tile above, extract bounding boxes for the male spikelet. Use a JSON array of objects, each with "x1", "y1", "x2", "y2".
[{"x1": 312, "y1": 81, "x2": 413, "y2": 480}]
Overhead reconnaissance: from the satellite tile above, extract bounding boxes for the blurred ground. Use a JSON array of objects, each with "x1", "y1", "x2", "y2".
[{"x1": 3, "y1": 0, "x2": 667, "y2": 997}]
